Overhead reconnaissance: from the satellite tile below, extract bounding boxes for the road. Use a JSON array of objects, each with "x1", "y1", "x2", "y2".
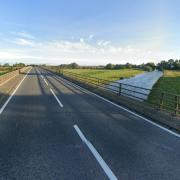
[{"x1": 0, "y1": 67, "x2": 179, "y2": 179}]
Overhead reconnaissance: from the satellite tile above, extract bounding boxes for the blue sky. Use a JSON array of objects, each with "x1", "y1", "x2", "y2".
[{"x1": 0, "y1": 0, "x2": 179, "y2": 65}]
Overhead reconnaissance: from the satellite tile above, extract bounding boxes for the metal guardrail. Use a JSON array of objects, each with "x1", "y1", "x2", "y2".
[{"x1": 56, "y1": 70, "x2": 180, "y2": 116}]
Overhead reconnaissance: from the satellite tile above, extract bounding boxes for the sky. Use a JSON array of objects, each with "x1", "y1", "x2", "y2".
[{"x1": 0, "y1": 0, "x2": 180, "y2": 65}]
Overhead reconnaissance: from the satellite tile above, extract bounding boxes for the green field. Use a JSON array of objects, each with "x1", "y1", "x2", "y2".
[
  {"x1": 148, "y1": 70, "x2": 180, "y2": 113},
  {"x1": 150, "y1": 70, "x2": 180, "y2": 95},
  {"x1": 63, "y1": 68, "x2": 144, "y2": 81}
]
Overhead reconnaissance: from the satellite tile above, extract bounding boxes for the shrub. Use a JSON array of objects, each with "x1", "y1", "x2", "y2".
[{"x1": 144, "y1": 66, "x2": 153, "y2": 72}]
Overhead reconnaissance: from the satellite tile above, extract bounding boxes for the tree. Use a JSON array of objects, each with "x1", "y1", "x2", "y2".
[
  {"x1": 13, "y1": 63, "x2": 26, "y2": 67},
  {"x1": 105, "y1": 63, "x2": 114, "y2": 69},
  {"x1": 157, "y1": 59, "x2": 180, "y2": 70},
  {"x1": 174, "y1": 60, "x2": 180, "y2": 70},
  {"x1": 167, "y1": 59, "x2": 174, "y2": 69},
  {"x1": 3, "y1": 63, "x2": 10, "y2": 67},
  {"x1": 125, "y1": 63, "x2": 132, "y2": 69},
  {"x1": 157, "y1": 60, "x2": 168, "y2": 70},
  {"x1": 144, "y1": 66, "x2": 153, "y2": 72},
  {"x1": 69, "y1": 62, "x2": 79, "y2": 69},
  {"x1": 145, "y1": 62, "x2": 156, "y2": 70},
  {"x1": 114, "y1": 64, "x2": 121, "y2": 69},
  {"x1": 59, "y1": 62, "x2": 79, "y2": 69}
]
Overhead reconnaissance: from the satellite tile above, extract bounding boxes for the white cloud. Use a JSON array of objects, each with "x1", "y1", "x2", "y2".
[
  {"x1": 14, "y1": 38, "x2": 35, "y2": 46},
  {"x1": 11, "y1": 31, "x2": 35, "y2": 39},
  {"x1": 97, "y1": 40, "x2": 111, "y2": 47},
  {"x1": 88, "y1": 34, "x2": 94, "y2": 41},
  {"x1": 43, "y1": 40, "x2": 95, "y2": 53},
  {"x1": 0, "y1": 35, "x2": 178, "y2": 65},
  {"x1": 79, "y1": 38, "x2": 85, "y2": 43}
]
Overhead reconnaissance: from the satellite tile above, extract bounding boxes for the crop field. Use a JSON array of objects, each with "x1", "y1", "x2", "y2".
[{"x1": 62, "y1": 68, "x2": 144, "y2": 81}]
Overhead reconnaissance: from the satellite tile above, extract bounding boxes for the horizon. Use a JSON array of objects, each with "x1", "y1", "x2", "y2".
[{"x1": 0, "y1": 0, "x2": 180, "y2": 65}]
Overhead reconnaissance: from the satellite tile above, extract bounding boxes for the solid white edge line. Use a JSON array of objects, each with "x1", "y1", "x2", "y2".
[
  {"x1": 89, "y1": 92, "x2": 180, "y2": 138},
  {"x1": 44, "y1": 69, "x2": 180, "y2": 138},
  {"x1": 50, "y1": 88, "x2": 63, "y2": 108},
  {"x1": 0, "y1": 68, "x2": 32, "y2": 115},
  {"x1": 74, "y1": 125, "x2": 118, "y2": 180}
]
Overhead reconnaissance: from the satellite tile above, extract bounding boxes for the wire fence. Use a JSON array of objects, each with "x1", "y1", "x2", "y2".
[{"x1": 51, "y1": 69, "x2": 180, "y2": 116}]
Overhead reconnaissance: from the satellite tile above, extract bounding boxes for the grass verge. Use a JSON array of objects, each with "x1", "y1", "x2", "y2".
[{"x1": 148, "y1": 70, "x2": 180, "y2": 114}]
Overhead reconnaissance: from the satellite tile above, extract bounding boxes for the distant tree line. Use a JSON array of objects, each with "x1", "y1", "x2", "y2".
[
  {"x1": 59, "y1": 62, "x2": 105, "y2": 70},
  {"x1": 58, "y1": 62, "x2": 156, "y2": 72},
  {"x1": 105, "y1": 62, "x2": 156, "y2": 72},
  {"x1": 56, "y1": 59, "x2": 180, "y2": 72},
  {"x1": 0, "y1": 62, "x2": 26, "y2": 71},
  {"x1": 0, "y1": 62, "x2": 26, "y2": 67},
  {"x1": 59, "y1": 62, "x2": 79, "y2": 69},
  {"x1": 156, "y1": 59, "x2": 180, "y2": 70},
  {"x1": 105, "y1": 60, "x2": 180, "y2": 71}
]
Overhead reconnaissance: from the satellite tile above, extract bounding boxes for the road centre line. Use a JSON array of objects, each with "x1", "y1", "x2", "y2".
[
  {"x1": 0, "y1": 68, "x2": 32, "y2": 115},
  {"x1": 38, "y1": 69, "x2": 63, "y2": 108},
  {"x1": 37, "y1": 69, "x2": 48, "y2": 86},
  {"x1": 45, "y1": 69, "x2": 180, "y2": 138},
  {"x1": 50, "y1": 88, "x2": 63, "y2": 108},
  {"x1": 36, "y1": 68, "x2": 43, "y2": 78},
  {"x1": 74, "y1": 125, "x2": 118, "y2": 180},
  {"x1": 43, "y1": 78, "x2": 49, "y2": 86}
]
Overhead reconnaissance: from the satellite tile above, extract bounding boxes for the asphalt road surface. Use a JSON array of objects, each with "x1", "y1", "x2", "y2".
[{"x1": 0, "y1": 67, "x2": 179, "y2": 180}]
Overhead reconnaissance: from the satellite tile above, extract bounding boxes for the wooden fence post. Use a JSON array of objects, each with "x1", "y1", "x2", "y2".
[
  {"x1": 58, "y1": 68, "x2": 61, "y2": 74},
  {"x1": 97, "y1": 79, "x2": 100, "y2": 87},
  {"x1": 119, "y1": 83, "x2": 122, "y2": 96},
  {"x1": 159, "y1": 92, "x2": 164, "y2": 110},
  {"x1": 175, "y1": 95, "x2": 179, "y2": 115}
]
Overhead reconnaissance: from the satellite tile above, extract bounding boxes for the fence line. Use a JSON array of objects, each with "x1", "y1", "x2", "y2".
[{"x1": 44, "y1": 68, "x2": 180, "y2": 116}]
